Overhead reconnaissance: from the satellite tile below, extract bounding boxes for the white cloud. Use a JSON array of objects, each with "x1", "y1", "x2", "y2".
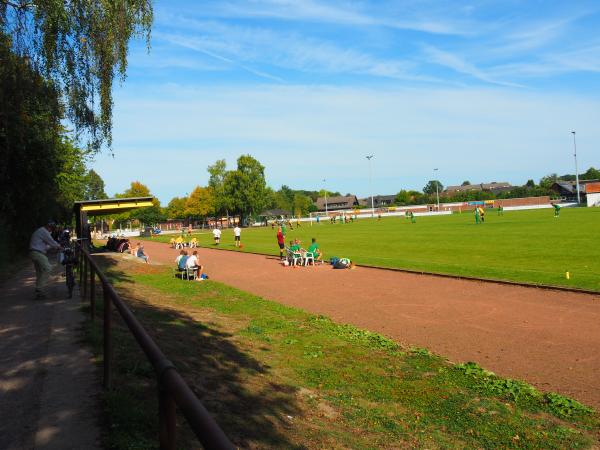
[
  {"x1": 423, "y1": 45, "x2": 522, "y2": 87},
  {"x1": 94, "y1": 83, "x2": 600, "y2": 203}
]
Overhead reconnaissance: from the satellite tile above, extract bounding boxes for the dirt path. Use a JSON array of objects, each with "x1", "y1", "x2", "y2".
[
  {"x1": 141, "y1": 240, "x2": 600, "y2": 409},
  {"x1": 0, "y1": 267, "x2": 100, "y2": 450}
]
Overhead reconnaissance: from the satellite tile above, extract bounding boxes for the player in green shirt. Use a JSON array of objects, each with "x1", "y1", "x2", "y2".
[
  {"x1": 307, "y1": 238, "x2": 322, "y2": 262},
  {"x1": 553, "y1": 203, "x2": 561, "y2": 217}
]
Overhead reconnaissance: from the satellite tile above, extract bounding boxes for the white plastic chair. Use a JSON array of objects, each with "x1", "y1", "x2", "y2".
[{"x1": 304, "y1": 252, "x2": 315, "y2": 266}]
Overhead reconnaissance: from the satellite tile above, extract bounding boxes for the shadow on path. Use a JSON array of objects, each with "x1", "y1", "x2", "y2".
[{"x1": 0, "y1": 264, "x2": 100, "y2": 449}]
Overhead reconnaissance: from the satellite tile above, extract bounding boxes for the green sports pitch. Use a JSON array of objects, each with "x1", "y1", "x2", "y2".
[{"x1": 150, "y1": 207, "x2": 600, "y2": 291}]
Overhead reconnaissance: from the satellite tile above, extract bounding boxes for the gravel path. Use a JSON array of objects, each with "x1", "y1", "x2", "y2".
[{"x1": 141, "y1": 239, "x2": 600, "y2": 409}]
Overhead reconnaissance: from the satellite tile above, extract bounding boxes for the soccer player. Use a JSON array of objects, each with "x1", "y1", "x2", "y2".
[
  {"x1": 553, "y1": 202, "x2": 561, "y2": 217},
  {"x1": 475, "y1": 207, "x2": 480, "y2": 224},
  {"x1": 276, "y1": 227, "x2": 285, "y2": 259},
  {"x1": 233, "y1": 225, "x2": 241, "y2": 247},
  {"x1": 307, "y1": 238, "x2": 322, "y2": 262}
]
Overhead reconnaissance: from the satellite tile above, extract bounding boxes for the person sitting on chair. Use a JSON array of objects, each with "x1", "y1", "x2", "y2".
[
  {"x1": 307, "y1": 237, "x2": 322, "y2": 263},
  {"x1": 176, "y1": 250, "x2": 189, "y2": 271},
  {"x1": 186, "y1": 250, "x2": 204, "y2": 280}
]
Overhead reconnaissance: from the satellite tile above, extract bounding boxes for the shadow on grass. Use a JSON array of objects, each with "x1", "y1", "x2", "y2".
[{"x1": 89, "y1": 253, "x2": 302, "y2": 449}]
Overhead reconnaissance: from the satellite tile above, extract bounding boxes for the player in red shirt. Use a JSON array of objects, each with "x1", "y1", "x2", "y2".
[{"x1": 276, "y1": 226, "x2": 285, "y2": 260}]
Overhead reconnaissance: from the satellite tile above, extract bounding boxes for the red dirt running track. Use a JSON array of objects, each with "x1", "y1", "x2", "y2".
[{"x1": 141, "y1": 240, "x2": 600, "y2": 409}]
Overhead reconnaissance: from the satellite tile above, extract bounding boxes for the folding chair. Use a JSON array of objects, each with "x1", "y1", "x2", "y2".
[
  {"x1": 303, "y1": 252, "x2": 315, "y2": 266},
  {"x1": 184, "y1": 266, "x2": 198, "y2": 281}
]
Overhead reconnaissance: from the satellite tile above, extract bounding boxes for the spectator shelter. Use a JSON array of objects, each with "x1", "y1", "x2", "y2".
[
  {"x1": 73, "y1": 197, "x2": 154, "y2": 239},
  {"x1": 551, "y1": 179, "x2": 600, "y2": 202},
  {"x1": 258, "y1": 209, "x2": 291, "y2": 225}
]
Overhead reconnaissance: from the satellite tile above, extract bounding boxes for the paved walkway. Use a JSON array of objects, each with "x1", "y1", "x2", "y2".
[{"x1": 0, "y1": 265, "x2": 100, "y2": 450}]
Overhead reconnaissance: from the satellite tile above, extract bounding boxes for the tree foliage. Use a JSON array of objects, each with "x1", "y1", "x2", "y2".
[
  {"x1": 207, "y1": 159, "x2": 229, "y2": 215},
  {"x1": 1, "y1": 32, "x2": 65, "y2": 260},
  {"x1": 223, "y1": 155, "x2": 268, "y2": 222},
  {"x1": 166, "y1": 197, "x2": 187, "y2": 220},
  {"x1": 423, "y1": 180, "x2": 443, "y2": 195},
  {"x1": 1, "y1": 0, "x2": 153, "y2": 151},
  {"x1": 84, "y1": 169, "x2": 108, "y2": 200},
  {"x1": 185, "y1": 186, "x2": 215, "y2": 219}
]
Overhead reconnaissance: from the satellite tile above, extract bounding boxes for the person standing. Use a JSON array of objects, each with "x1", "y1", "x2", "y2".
[
  {"x1": 276, "y1": 226, "x2": 285, "y2": 260},
  {"x1": 410, "y1": 211, "x2": 415, "y2": 223},
  {"x1": 29, "y1": 222, "x2": 61, "y2": 299},
  {"x1": 234, "y1": 225, "x2": 241, "y2": 247},
  {"x1": 475, "y1": 207, "x2": 480, "y2": 224},
  {"x1": 212, "y1": 227, "x2": 221, "y2": 245}
]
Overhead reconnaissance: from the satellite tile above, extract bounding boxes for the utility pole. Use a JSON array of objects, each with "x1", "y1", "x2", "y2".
[
  {"x1": 323, "y1": 178, "x2": 328, "y2": 215},
  {"x1": 571, "y1": 131, "x2": 581, "y2": 204},
  {"x1": 434, "y1": 168, "x2": 440, "y2": 211},
  {"x1": 366, "y1": 155, "x2": 374, "y2": 217}
]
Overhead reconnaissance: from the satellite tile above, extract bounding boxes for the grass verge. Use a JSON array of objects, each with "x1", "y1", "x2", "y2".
[{"x1": 84, "y1": 255, "x2": 599, "y2": 449}]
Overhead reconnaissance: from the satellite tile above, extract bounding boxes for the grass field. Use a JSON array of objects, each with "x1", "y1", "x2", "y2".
[
  {"x1": 147, "y1": 207, "x2": 600, "y2": 291},
  {"x1": 86, "y1": 256, "x2": 599, "y2": 449}
]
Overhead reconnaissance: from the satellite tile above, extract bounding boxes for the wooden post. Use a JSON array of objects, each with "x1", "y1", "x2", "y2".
[
  {"x1": 158, "y1": 385, "x2": 177, "y2": 450},
  {"x1": 103, "y1": 289, "x2": 112, "y2": 390},
  {"x1": 90, "y1": 268, "x2": 96, "y2": 321}
]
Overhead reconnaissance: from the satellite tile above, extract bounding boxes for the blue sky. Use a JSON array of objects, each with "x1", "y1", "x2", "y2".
[{"x1": 91, "y1": 0, "x2": 600, "y2": 204}]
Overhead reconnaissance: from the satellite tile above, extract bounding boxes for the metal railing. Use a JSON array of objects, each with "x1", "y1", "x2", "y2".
[{"x1": 76, "y1": 240, "x2": 235, "y2": 450}]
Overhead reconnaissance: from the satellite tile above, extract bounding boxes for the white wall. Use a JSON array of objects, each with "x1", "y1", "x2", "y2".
[{"x1": 587, "y1": 192, "x2": 600, "y2": 207}]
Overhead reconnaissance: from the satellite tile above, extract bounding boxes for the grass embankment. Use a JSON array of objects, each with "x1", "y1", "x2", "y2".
[
  {"x1": 146, "y1": 208, "x2": 600, "y2": 291},
  {"x1": 85, "y1": 257, "x2": 599, "y2": 449}
]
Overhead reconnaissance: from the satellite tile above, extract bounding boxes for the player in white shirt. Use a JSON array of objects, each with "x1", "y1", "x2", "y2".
[
  {"x1": 29, "y1": 222, "x2": 61, "y2": 299},
  {"x1": 212, "y1": 227, "x2": 221, "y2": 245},
  {"x1": 185, "y1": 250, "x2": 204, "y2": 280},
  {"x1": 233, "y1": 226, "x2": 241, "y2": 247}
]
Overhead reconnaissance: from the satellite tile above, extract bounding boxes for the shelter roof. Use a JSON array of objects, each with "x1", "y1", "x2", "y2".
[{"x1": 73, "y1": 197, "x2": 154, "y2": 216}]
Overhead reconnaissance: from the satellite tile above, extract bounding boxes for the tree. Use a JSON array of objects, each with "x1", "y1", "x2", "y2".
[
  {"x1": 1, "y1": 0, "x2": 153, "y2": 152},
  {"x1": 423, "y1": 180, "x2": 443, "y2": 195},
  {"x1": 292, "y1": 193, "x2": 313, "y2": 217},
  {"x1": 184, "y1": 186, "x2": 215, "y2": 219},
  {"x1": 539, "y1": 174, "x2": 558, "y2": 189},
  {"x1": 84, "y1": 170, "x2": 108, "y2": 200},
  {"x1": 207, "y1": 159, "x2": 229, "y2": 216},
  {"x1": 112, "y1": 181, "x2": 158, "y2": 226},
  {"x1": 461, "y1": 180, "x2": 471, "y2": 186},
  {"x1": 0, "y1": 32, "x2": 67, "y2": 262},
  {"x1": 166, "y1": 197, "x2": 187, "y2": 219},
  {"x1": 395, "y1": 190, "x2": 411, "y2": 205},
  {"x1": 525, "y1": 179, "x2": 536, "y2": 188},
  {"x1": 223, "y1": 155, "x2": 268, "y2": 223},
  {"x1": 120, "y1": 181, "x2": 151, "y2": 198},
  {"x1": 55, "y1": 137, "x2": 87, "y2": 221},
  {"x1": 581, "y1": 167, "x2": 600, "y2": 180}
]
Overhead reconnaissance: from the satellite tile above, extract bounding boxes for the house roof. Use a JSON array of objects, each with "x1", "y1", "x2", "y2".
[
  {"x1": 315, "y1": 195, "x2": 358, "y2": 210},
  {"x1": 258, "y1": 208, "x2": 291, "y2": 217},
  {"x1": 551, "y1": 179, "x2": 600, "y2": 194},
  {"x1": 444, "y1": 182, "x2": 512, "y2": 193}
]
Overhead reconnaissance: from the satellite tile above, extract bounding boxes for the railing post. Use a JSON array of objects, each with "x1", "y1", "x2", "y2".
[
  {"x1": 78, "y1": 245, "x2": 83, "y2": 288},
  {"x1": 82, "y1": 254, "x2": 88, "y2": 300},
  {"x1": 103, "y1": 289, "x2": 112, "y2": 390},
  {"x1": 159, "y1": 385, "x2": 177, "y2": 450},
  {"x1": 90, "y1": 267, "x2": 96, "y2": 322}
]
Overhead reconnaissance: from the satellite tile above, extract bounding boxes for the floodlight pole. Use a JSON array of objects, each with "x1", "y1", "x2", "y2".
[
  {"x1": 366, "y1": 155, "x2": 374, "y2": 217},
  {"x1": 323, "y1": 178, "x2": 328, "y2": 215},
  {"x1": 571, "y1": 131, "x2": 581, "y2": 204},
  {"x1": 434, "y1": 168, "x2": 440, "y2": 211}
]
